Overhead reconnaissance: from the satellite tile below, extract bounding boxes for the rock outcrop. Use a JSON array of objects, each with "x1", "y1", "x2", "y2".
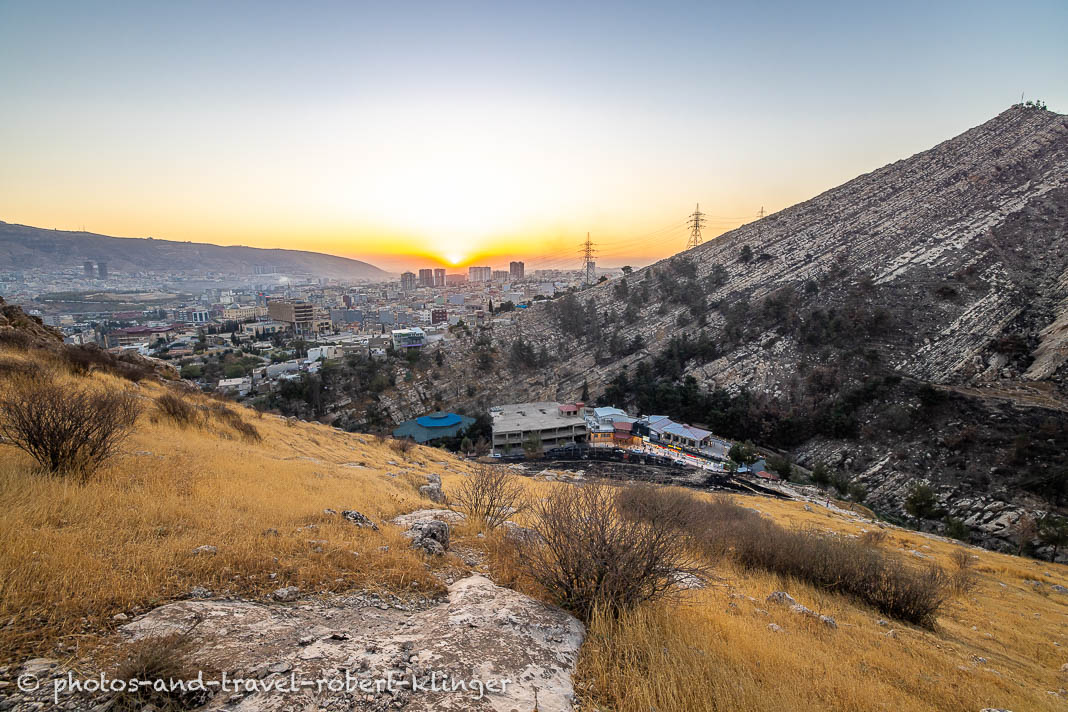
[{"x1": 115, "y1": 575, "x2": 584, "y2": 711}]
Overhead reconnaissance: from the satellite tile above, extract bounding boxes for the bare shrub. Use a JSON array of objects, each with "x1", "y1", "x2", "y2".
[
  {"x1": 0, "y1": 357, "x2": 41, "y2": 379},
  {"x1": 390, "y1": 438, "x2": 415, "y2": 455},
  {"x1": 63, "y1": 344, "x2": 156, "y2": 383},
  {"x1": 860, "y1": 529, "x2": 888, "y2": 547},
  {"x1": 0, "y1": 329, "x2": 32, "y2": 349},
  {"x1": 110, "y1": 629, "x2": 210, "y2": 712},
  {"x1": 947, "y1": 548, "x2": 977, "y2": 596},
  {"x1": 206, "y1": 402, "x2": 261, "y2": 441},
  {"x1": 155, "y1": 392, "x2": 200, "y2": 426},
  {"x1": 231, "y1": 419, "x2": 262, "y2": 442},
  {"x1": 621, "y1": 488, "x2": 950, "y2": 627},
  {"x1": 452, "y1": 465, "x2": 529, "y2": 528},
  {"x1": 519, "y1": 482, "x2": 703, "y2": 620},
  {"x1": 0, "y1": 375, "x2": 141, "y2": 477}
]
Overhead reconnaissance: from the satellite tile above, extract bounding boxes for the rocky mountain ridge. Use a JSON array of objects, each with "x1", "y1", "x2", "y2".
[{"x1": 383, "y1": 105, "x2": 1068, "y2": 554}]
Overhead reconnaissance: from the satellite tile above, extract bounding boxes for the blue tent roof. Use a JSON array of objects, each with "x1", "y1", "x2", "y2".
[
  {"x1": 393, "y1": 412, "x2": 476, "y2": 444},
  {"x1": 416, "y1": 412, "x2": 463, "y2": 428}
]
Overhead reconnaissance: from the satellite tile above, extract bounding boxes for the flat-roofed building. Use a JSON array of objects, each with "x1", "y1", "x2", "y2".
[
  {"x1": 267, "y1": 300, "x2": 316, "y2": 336},
  {"x1": 391, "y1": 327, "x2": 426, "y2": 350},
  {"x1": 490, "y1": 402, "x2": 587, "y2": 454}
]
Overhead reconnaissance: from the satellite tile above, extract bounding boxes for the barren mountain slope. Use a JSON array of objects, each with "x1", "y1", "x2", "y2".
[
  {"x1": 388, "y1": 105, "x2": 1068, "y2": 549},
  {"x1": 0, "y1": 222, "x2": 390, "y2": 281}
]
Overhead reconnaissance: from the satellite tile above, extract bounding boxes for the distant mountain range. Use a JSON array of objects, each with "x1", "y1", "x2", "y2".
[{"x1": 0, "y1": 222, "x2": 391, "y2": 281}]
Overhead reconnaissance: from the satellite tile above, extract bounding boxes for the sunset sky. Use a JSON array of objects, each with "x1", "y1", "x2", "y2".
[{"x1": 1, "y1": 1, "x2": 1065, "y2": 272}]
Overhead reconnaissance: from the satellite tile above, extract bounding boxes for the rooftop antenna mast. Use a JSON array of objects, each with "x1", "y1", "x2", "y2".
[
  {"x1": 581, "y1": 232, "x2": 597, "y2": 286},
  {"x1": 686, "y1": 203, "x2": 706, "y2": 250}
]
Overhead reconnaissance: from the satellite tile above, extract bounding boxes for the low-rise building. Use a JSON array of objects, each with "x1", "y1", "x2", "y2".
[
  {"x1": 391, "y1": 327, "x2": 426, "y2": 350},
  {"x1": 490, "y1": 402, "x2": 587, "y2": 454}
]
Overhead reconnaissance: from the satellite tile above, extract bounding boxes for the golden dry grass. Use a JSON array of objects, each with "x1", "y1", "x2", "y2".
[{"x1": 0, "y1": 351, "x2": 473, "y2": 662}]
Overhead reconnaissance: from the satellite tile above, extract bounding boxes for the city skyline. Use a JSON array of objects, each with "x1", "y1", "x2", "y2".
[{"x1": 1, "y1": 1, "x2": 1065, "y2": 272}]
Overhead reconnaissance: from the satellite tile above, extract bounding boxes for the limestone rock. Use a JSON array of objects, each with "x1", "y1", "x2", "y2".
[{"x1": 120, "y1": 575, "x2": 585, "y2": 711}]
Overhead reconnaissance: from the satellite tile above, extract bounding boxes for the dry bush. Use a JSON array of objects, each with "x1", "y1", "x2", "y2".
[
  {"x1": 519, "y1": 482, "x2": 703, "y2": 620},
  {"x1": 860, "y1": 529, "x2": 888, "y2": 547},
  {"x1": 206, "y1": 402, "x2": 261, "y2": 441},
  {"x1": 947, "y1": 548, "x2": 978, "y2": 595},
  {"x1": 63, "y1": 344, "x2": 155, "y2": 383},
  {"x1": 390, "y1": 437, "x2": 415, "y2": 455},
  {"x1": 0, "y1": 356, "x2": 41, "y2": 379},
  {"x1": 452, "y1": 465, "x2": 529, "y2": 528},
  {"x1": 708, "y1": 506, "x2": 947, "y2": 626},
  {"x1": 230, "y1": 419, "x2": 262, "y2": 442},
  {"x1": 155, "y1": 392, "x2": 201, "y2": 426},
  {"x1": 0, "y1": 375, "x2": 141, "y2": 477},
  {"x1": 0, "y1": 329, "x2": 32, "y2": 349},
  {"x1": 109, "y1": 628, "x2": 211, "y2": 712},
  {"x1": 621, "y1": 488, "x2": 949, "y2": 627}
]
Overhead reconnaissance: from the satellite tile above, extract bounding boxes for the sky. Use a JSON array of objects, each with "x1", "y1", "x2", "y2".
[{"x1": 0, "y1": 1, "x2": 1065, "y2": 273}]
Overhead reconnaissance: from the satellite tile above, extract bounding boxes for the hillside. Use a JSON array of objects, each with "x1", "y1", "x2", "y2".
[
  {"x1": 0, "y1": 221, "x2": 390, "y2": 281},
  {"x1": 379, "y1": 104, "x2": 1068, "y2": 553},
  {"x1": 1, "y1": 307, "x2": 1068, "y2": 712}
]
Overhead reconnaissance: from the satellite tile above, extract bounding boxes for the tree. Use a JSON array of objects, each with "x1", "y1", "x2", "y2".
[
  {"x1": 728, "y1": 440, "x2": 758, "y2": 466},
  {"x1": 580, "y1": 380, "x2": 590, "y2": 402},
  {"x1": 1038, "y1": 513, "x2": 1068, "y2": 561},
  {"x1": 1012, "y1": 514, "x2": 1038, "y2": 556},
  {"x1": 943, "y1": 516, "x2": 970, "y2": 542},
  {"x1": 810, "y1": 461, "x2": 830, "y2": 486},
  {"x1": 621, "y1": 265, "x2": 633, "y2": 275},
  {"x1": 523, "y1": 431, "x2": 542, "y2": 457},
  {"x1": 905, "y1": 483, "x2": 939, "y2": 520},
  {"x1": 459, "y1": 436, "x2": 473, "y2": 454},
  {"x1": 740, "y1": 245, "x2": 754, "y2": 263}
]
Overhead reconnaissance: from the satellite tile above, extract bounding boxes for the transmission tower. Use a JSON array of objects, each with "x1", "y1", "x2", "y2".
[
  {"x1": 580, "y1": 232, "x2": 597, "y2": 286},
  {"x1": 686, "y1": 203, "x2": 706, "y2": 250}
]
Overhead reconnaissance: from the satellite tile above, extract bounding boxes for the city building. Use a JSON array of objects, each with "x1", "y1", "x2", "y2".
[
  {"x1": 391, "y1": 326, "x2": 426, "y2": 350},
  {"x1": 175, "y1": 308, "x2": 210, "y2": 324},
  {"x1": 392, "y1": 411, "x2": 476, "y2": 445},
  {"x1": 468, "y1": 266, "x2": 492, "y2": 283},
  {"x1": 104, "y1": 325, "x2": 175, "y2": 348},
  {"x1": 241, "y1": 321, "x2": 287, "y2": 338},
  {"x1": 400, "y1": 271, "x2": 416, "y2": 290},
  {"x1": 222, "y1": 305, "x2": 267, "y2": 320},
  {"x1": 83, "y1": 260, "x2": 94, "y2": 278},
  {"x1": 267, "y1": 299, "x2": 317, "y2": 336},
  {"x1": 445, "y1": 273, "x2": 466, "y2": 286},
  {"x1": 97, "y1": 262, "x2": 108, "y2": 279},
  {"x1": 490, "y1": 402, "x2": 587, "y2": 454},
  {"x1": 433, "y1": 268, "x2": 446, "y2": 287},
  {"x1": 418, "y1": 269, "x2": 434, "y2": 287},
  {"x1": 509, "y1": 261, "x2": 524, "y2": 280},
  {"x1": 431, "y1": 308, "x2": 448, "y2": 325},
  {"x1": 492, "y1": 270, "x2": 509, "y2": 281}
]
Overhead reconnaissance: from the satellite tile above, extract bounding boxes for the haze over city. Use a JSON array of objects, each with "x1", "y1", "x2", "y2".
[{"x1": 1, "y1": 0, "x2": 1065, "y2": 272}]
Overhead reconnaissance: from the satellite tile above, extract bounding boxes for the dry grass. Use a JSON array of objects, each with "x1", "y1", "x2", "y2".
[{"x1": 0, "y1": 349, "x2": 473, "y2": 662}]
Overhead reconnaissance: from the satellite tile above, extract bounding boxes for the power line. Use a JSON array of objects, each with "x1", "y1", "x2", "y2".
[{"x1": 686, "y1": 203, "x2": 706, "y2": 250}]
